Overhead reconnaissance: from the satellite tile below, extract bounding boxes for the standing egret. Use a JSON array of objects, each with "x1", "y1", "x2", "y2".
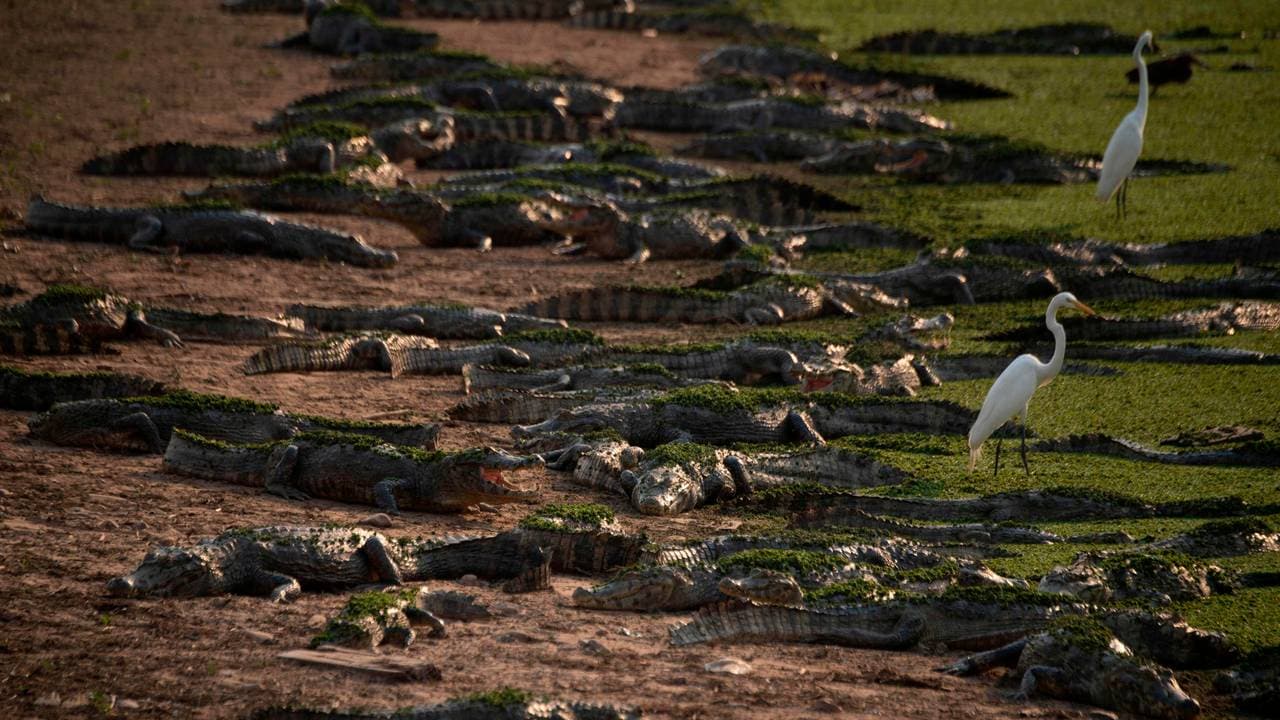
[
  {"x1": 1097, "y1": 30, "x2": 1154, "y2": 219},
  {"x1": 967, "y1": 292, "x2": 1097, "y2": 477}
]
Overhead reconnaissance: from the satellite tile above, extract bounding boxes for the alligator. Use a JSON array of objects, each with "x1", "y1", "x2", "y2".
[
  {"x1": 697, "y1": 44, "x2": 1010, "y2": 101},
  {"x1": 311, "y1": 588, "x2": 445, "y2": 650},
  {"x1": 0, "y1": 365, "x2": 165, "y2": 411},
  {"x1": 940, "y1": 618, "x2": 1201, "y2": 719},
  {"x1": 800, "y1": 136, "x2": 1097, "y2": 184},
  {"x1": 612, "y1": 96, "x2": 950, "y2": 134},
  {"x1": 416, "y1": 140, "x2": 587, "y2": 170},
  {"x1": 447, "y1": 389, "x2": 649, "y2": 424},
  {"x1": 329, "y1": 49, "x2": 502, "y2": 82},
  {"x1": 1037, "y1": 551, "x2": 1228, "y2": 605},
  {"x1": 24, "y1": 197, "x2": 397, "y2": 267},
  {"x1": 286, "y1": 302, "x2": 564, "y2": 339},
  {"x1": 989, "y1": 301, "x2": 1280, "y2": 342},
  {"x1": 621, "y1": 174, "x2": 857, "y2": 226},
  {"x1": 513, "y1": 386, "x2": 977, "y2": 449},
  {"x1": 622, "y1": 443, "x2": 912, "y2": 516},
  {"x1": 141, "y1": 307, "x2": 311, "y2": 344},
  {"x1": 461, "y1": 363, "x2": 715, "y2": 394},
  {"x1": 517, "y1": 278, "x2": 845, "y2": 322},
  {"x1": 162, "y1": 429, "x2": 539, "y2": 513},
  {"x1": 251, "y1": 692, "x2": 640, "y2": 720},
  {"x1": 426, "y1": 190, "x2": 615, "y2": 249},
  {"x1": 106, "y1": 525, "x2": 552, "y2": 600},
  {"x1": 1031, "y1": 433, "x2": 1280, "y2": 466},
  {"x1": 859, "y1": 23, "x2": 1148, "y2": 55},
  {"x1": 514, "y1": 503, "x2": 648, "y2": 574},
  {"x1": 435, "y1": 162, "x2": 667, "y2": 195},
  {"x1": 1, "y1": 284, "x2": 183, "y2": 354},
  {"x1": 554, "y1": 207, "x2": 761, "y2": 263},
  {"x1": 399, "y1": 332, "x2": 601, "y2": 374},
  {"x1": 295, "y1": 3, "x2": 439, "y2": 56},
  {"x1": 760, "y1": 222, "x2": 930, "y2": 254},
  {"x1": 593, "y1": 340, "x2": 809, "y2": 386},
  {"x1": 242, "y1": 333, "x2": 444, "y2": 377},
  {"x1": 29, "y1": 389, "x2": 438, "y2": 453},
  {"x1": 80, "y1": 126, "x2": 395, "y2": 179},
  {"x1": 286, "y1": 75, "x2": 618, "y2": 118},
  {"x1": 801, "y1": 354, "x2": 938, "y2": 396}
]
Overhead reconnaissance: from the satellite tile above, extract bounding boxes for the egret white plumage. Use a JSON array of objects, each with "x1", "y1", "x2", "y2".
[
  {"x1": 967, "y1": 292, "x2": 1097, "y2": 476},
  {"x1": 1096, "y1": 30, "x2": 1154, "y2": 219}
]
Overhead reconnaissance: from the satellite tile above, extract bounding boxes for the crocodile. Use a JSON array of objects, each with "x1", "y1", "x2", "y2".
[
  {"x1": 106, "y1": 525, "x2": 552, "y2": 600},
  {"x1": 1, "y1": 284, "x2": 183, "y2": 354},
  {"x1": 417, "y1": 140, "x2": 586, "y2": 170},
  {"x1": 513, "y1": 386, "x2": 977, "y2": 449},
  {"x1": 29, "y1": 389, "x2": 438, "y2": 453},
  {"x1": 612, "y1": 96, "x2": 950, "y2": 134},
  {"x1": 329, "y1": 49, "x2": 503, "y2": 82},
  {"x1": 586, "y1": 339, "x2": 808, "y2": 386},
  {"x1": 286, "y1": 75, "x2": 617, "y2": 117},
  {"x1": 242, "y1": 333, "x2": 445, "y2": 377},
  {"x1": 1031, "y1": 433, "x2": 1280, "y2": 466},
  {"x1": 162, "y1": 429, "x2": 539, "y2": 513},
  {"x1": 761, "y1": 222, "x2": 930, "y2": 254},
  {"x1": 141, "y1": 307, "x2": 311, "y2": 344},
  {"x1": 697, "y1": 44, "x2": 1010, "y2": 101},
  {"x1": 553, "y1": 207, "x2": 762, "y2": 263},
  {"x1": 1037, "y1": 551, "x2": 1229, "y2": 605},
  {"x1": 939, "y1": 618, "x2": 1201, "y2": 720},
  {"x1": 251, "y1": 692, "x2": 640, "y2": 720},
  {"x1": 297, "y1": 3, "x2": 439, "y2": 56},
  {"x1": 622, "y1": 443, "x2": 911, "y2": 516},
  {"x1": 461, "y1": 363, "x2": 715, "y2": 394},
  {"x1": 988, "y1": 301, "x2": 1280, "y2": 342},
  {"x1": 426, "y1": 190, "x2": 617, "y2": 249},
  {"x1": 286, "y1": 302, "x2": 564, "y2": 339},
  {"x1": 618, "y1": 174, "x2": 856, "y2": 226},
  {"x1": 1152, "y1": 518, "x2": 1280, "y2": 558},
  {"x1": 859, "y1": 23, "x2": 1149, "y2": 55},
  {"x1": 677, "y1": 129, "x2": 843, "y2": 163},
  {"x1": 310, "y1": 588, "x2": 445, "y2": 650},
  {"x1": 517, "y1": 278, "x2": 844, "y2": 322},
  {"x1": 436, "y1": 162, "x2": 667, "y2": 195},
  {"x1": 24, "y1": 197, "x2": 397, "y2": 267},
  {"x1": 801, "y1": 136, "x2": 1096, "y2": 184},
  {"x1": 447, "y1": 389, "x2": 648, "y2": 424},
  {"x1": 0, "y1": 365, "x2": 165, "y2": 411},
  {"x1": 399, "y1": 331, "x2": 602, "y2": 374},
  {"x1": 80, "y1": 126, "x2": 395, "y2": 178},
  {"x1": 800, "y1": 354, "x2": 938, "y2": 397}
]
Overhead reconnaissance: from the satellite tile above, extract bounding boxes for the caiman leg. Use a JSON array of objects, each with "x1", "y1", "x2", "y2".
[
  {"x1": 359, "y1": 535, "x2": 404, "y2": 585},
  {"x1": 625, "y1": 243, "x2": 652, "y2": 265},
  {"x1": 494, "y1": 346, "x2": 532, "y2": 367},
  {"x1": 126, "y1": 215, "x2": 166, "y2": 252},
  {"x1": 380, "y1": 614, "x2": 417, "y2": 649},
  {"x1": 785, "y1": 410, "x2": 827, "y2": 445},
  {"x1": 372, "y1": 477, "x2": 407, "y2": 515},
  {"x1": 937, "y1": 637, "x2": 1029, "y2": 676},
  {"x1": 388, "y1": 314, "x2": 428, "y2": 333},
  {"x1": 1010, "y1": 665, "x2": 1070, "y2": 702},
  {"x1": 250, "y1": 570, "x2": 303, "y2": 603},
  {"x1": 457, "y1": 228, "x2": 493, "y2": 253},
  {"x1": 532, "y1": 373, "x2": 574, "y2": 392},
  {"x1": 744, "y1": 304, "x2": 786, "y2": 325},
  {"x1": 263, "y1": 444, "x2": 310, "y2": 501},
  {"x1": 403, "y1": 606, "x2": 447, "y2": 638},
  {"x1": 724, "y1": 455, "x2": 752, "y2": 497},
  {"x1": 112, "y1": 411, "x2": 165, "y2": 454},
  {"x1": 539, "y1": 442, "x2": 591, "y2": 471},
  {"x1": 124, "y1": 310, "x2": 184, "y2": 347}
]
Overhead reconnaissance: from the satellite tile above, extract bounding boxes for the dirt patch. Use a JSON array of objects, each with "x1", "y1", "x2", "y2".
[{"x1": 0, "y1": 2, "x2": 1093, "y2": 717}]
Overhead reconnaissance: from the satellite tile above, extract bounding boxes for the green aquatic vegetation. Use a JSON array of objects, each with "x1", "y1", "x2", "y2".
[{"x1": 716, "y1": 548, "x2": 847, "y2": 575}]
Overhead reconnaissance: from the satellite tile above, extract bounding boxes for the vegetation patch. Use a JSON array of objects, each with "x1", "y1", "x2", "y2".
[
  {"x1": 1045, "y1": 615, "x2": 1116, "y2": 653},
  {"x1": 716, "y1": 548, "x2": 847, "y2": 575},
  {"x1": 124, "y1": 389, "x2": 278, "y2": 415},
  {"x1": 932, "y1": 585, "x2": 1068, "y2": 607},
  {"x1": 273, "y1": 121, "x2": 368, "y2": 147},
  {"x1": 1187, "y1": 517, "x2": 1274, "y2": 539},
  {"x1": 32, "y1": 284, "x2": 110, "y2": 304},
  {"x1": 505, "y1": 328, "x2": 603, "y2": 346},
  {"x1": 519, "y1": 502, "x2": 615, "y2": 531},
  {"x1": 643, "y1": 441, "x2": 719, "y2": 468},
  {"x1": 460, "y1": 688, "x2": 535, "y2": 708},
  {"x1": 804, "y1": 577, "x2": 885, "y2": 603}
]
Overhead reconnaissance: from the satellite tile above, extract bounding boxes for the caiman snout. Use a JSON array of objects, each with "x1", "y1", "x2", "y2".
[{"x1": 106, "y1": 575, "x2": 136, "y2": 597}]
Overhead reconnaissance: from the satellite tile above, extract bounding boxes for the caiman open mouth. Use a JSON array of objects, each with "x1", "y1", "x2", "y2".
[{"x1": 803, "y1": 375, "x2": 834, "y2": 392}]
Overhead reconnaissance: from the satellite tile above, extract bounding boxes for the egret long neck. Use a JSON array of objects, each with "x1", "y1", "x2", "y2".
[
  {"x1": 1037, "y1": 304, "x2": 1068, "y2": 387},
  {"x1": 1134, "y1": 45, "x2": 1149, "y2": 130}
]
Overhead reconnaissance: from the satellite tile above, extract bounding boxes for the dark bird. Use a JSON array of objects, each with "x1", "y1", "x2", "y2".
[{"x1": 1127, "y1": 52, "x2": 1207, "y2": 94}]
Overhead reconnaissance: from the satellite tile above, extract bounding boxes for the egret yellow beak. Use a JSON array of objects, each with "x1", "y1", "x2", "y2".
[{"x1": 1073, "y1": 300, "x2": 1098, "y2": 317}]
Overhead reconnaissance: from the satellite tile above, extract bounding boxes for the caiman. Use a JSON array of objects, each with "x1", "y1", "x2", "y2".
[
  {"x1": 988, "y1": 301, "x2": 1280, "y2": 342},
  {"x1": 940, "y1": 617, "x2": 1201, "y2": 719},
  {"x1": 29, "y1": 389, "x2": 438, "y2": 453},
  {"x1": 329, "y1": 49, "x2": 502, "y2": 82},
  {"x1": 106, "y1": 525, "x2": 552, "y2": 600},
  {"x1": 514, "y1": 503, "x2": 648, "y2": 575},
  {"x1": 296, "y1": 3, "x2": 439, "y2": 56},
  {"x1": 516, "y1": 278, "x2": 848, "y2": 323},
  {"x1": 251, "y1": 692, "x2": 640, "y2": 720},
  {"x1": 612, "y1": 95, "x2": 950, "y2": 134},
  {"x1": 286, "y1": 302, "x2": 564, "y2": 339},
  {"x1": 310, "y1": 587, "x2": 445, "y2": 650},
  {"x1": 860, "y1": 23, "x2": 1150, "y2": 55},
  {"x1": 1031, "y1": 432, "x2": 1280, "y2": 466},
  {"x1": 1037, "y1": 551, "x2": 1229, "y2": 605},
  {"x1": 285, "y1": 75, "x2": 618, "y2": 118},
  {"x1": 460, "y1": 362, "x2": 717, "y2": 394},
  {"x1": 162, "y1": 429, "x2": 539, "y2": 513},
  {"x1": 0, "y1": 365, "x2": 164, "y2": 411},
  {"x1": 1, "y1": 284, "x2": 183, "y2": 354},
  {"x1": 801, "y1": 136, "x2": 1097, "y2": 184},
  {"x1": 24, "y1": 197, "x2": 397, "y2": 267}
]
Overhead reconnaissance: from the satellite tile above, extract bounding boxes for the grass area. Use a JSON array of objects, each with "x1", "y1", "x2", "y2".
[{"x1": 752, "y1": 0, "x2": 1280, "y2": 245}]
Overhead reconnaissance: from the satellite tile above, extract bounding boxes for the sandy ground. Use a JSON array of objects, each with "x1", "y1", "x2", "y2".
[{"x1": 0, "y1": 2, "x2": 1116, "y2": 717}]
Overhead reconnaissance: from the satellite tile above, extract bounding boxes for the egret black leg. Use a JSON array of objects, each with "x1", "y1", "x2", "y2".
[
  {"x1": 1020, "y1": 422, "x2": 1030, "y2": 476},
  {"x1": 993, "y1": 436, "x2": 1003, "y2": 479}
]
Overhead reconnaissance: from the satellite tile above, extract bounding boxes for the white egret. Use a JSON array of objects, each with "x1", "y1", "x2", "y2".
[
  {"x1": 1097, "y1": 30, "x2": 1154, "y2": 219},
  {"x1": 967, "y1": 292, "x2": 1097, "y2": 476}
]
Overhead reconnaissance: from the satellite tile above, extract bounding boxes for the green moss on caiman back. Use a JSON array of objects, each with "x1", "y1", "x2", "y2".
[
  {"x1": 32, "y1": 284, "x2": 110, "y2": 304},
  {"x1": 930, "y1": 585, "x2": 1068, "y2": 607},
  {"x1": 1045, "y1": 615, "x2": 1116, "y2": 653},
  {"x1": 643, "y1": 441, "x2": 719, "y2": 468},
  {"x1": 0, "y1": 364, "x2": 122, "y2": 382},
  {"x1": 716, "y1": 548, "x2": 847, "y2": 575},
  {"x1": 804, "y1": 577, "x2": 885, "y2": 603},
  {"x1": 460, "y1": 688, "x2": 536, "y2": 708},
  {"x1": 520, "y1": 502, "x2": 615, "y2": 531},
  {"x1": 504, "y1": 328, "x2": 603, "y2": 346},
  {"x1": 123, "y1": 389, "x2": 279, "y2": 415},
  {"x1": 448, "y1": 191, "x2": 538, "y2": 208},
  {"x1": 272, "y1": 121, "x2": 369, "y2": 147},
  {"x1": 1187, "y1": 517, "x2": 1274, "y2": 538}
]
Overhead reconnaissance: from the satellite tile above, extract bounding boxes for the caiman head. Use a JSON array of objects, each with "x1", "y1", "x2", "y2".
[
  {"x1": 106, "y1": 545, "x2": 222, "y2": 598},
  {"x1": 430, "y1": 447, "x2": 541, "y2": 511},
  {"x1": 1037, "y1": 559, "x2": 1111, "y2": 603},
  {"x1": 370, "y1": 116, "x2": 456, "y2": 163},
  {"x1": 571, "y1": 566, "x2": 692, "y2": 611},
  {"x1": 1105, "y1": 656, "x2": 1201, "y2": 720},
  {"x1": 629, "y1": 461, "x2": 730, "y2": 517},
  {"x1": 273, "y1": 220, "x2": 398, "y2": 269},
  {"x1": 527, "y1": 190, "x2": 623, "y2": 240},
  {"x1": 718, "y1": 569, "x2": 804, "y2": 608}
]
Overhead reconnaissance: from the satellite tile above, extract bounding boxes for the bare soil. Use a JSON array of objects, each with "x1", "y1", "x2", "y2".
[{"x1": 0, "y1": 2, "x2": 1098, "y2": 717}]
